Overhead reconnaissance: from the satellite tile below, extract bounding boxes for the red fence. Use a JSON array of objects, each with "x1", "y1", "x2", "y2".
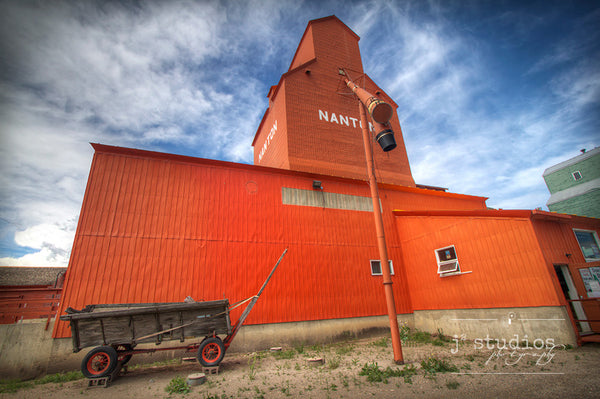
[{"x1": 0, "y1": 286, "x2": 62, "y2": 328}]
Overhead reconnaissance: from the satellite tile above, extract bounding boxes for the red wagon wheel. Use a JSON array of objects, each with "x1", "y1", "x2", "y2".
[
  {"x1": 81, "y1": 346, "x2": 118, "y2": 378},
  {"x1": 197, "y1": 337, "x2": 225, "y2": 367}
]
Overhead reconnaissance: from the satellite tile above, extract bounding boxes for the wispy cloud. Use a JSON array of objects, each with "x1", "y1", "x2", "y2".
[{"x1": 356, "y1": 1, "x2": 599, "y2": 208}]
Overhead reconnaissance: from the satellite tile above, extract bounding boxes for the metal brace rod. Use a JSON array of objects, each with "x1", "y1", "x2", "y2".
[{"x1": 224, "y1": 248, "x2": 288, "y2": 348}]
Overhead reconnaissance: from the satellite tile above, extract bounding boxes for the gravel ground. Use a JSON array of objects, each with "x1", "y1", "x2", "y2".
[{"x1": 2, "y1": 332, "x2": 599, "y2": 398}]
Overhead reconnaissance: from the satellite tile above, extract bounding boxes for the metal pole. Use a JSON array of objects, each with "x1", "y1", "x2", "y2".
[{"x1": 358, "y1": 102, "x2": 404, "y2": 364}]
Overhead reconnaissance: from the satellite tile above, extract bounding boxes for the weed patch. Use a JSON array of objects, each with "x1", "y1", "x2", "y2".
[
  {"x1": 335, "y1": 343, "x2": 354, "y2": 355},
  {"x1": 165, "y1": 376, "x2": 190, "y2": 395},
  {"x1": 0, "y1": 379, "x2": 34, "y2": 394},
  {"x1": 358, "y1": 362, "x2": 414, "y2": 384},
  {"x1": 327, "y1": 357, "x2": 341, "y2": 370},
  {"x1": 272, "y1": 349, "x2": 296, "y2": 360},
  {"x1": 293, "y1": 342, "x2": 305, "y2": 354},
  {"x1": 420, "y1": 357, "x2": 458, "y2": 375},
  {"x1": 399, "y1": 322, "x2": 410, "y2": 342},
  {"x1": 0, "y1": 371, "x2": 85, "y2": 394},
  {"x1": 370, "y1": 337, "x2": 389, "y2": 348},
  {"x1": 37, "y1": 371, "x2": 83, "y2": 384}
]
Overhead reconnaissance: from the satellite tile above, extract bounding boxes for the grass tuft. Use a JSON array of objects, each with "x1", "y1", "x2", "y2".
[
  {"x1": 0, "y1": 371, "x2": 85, "y2": 394},
  {"x1": 272, "y1": 349, "x2": 296, "y2": 360},
  {"x1": 165, "y1": 376, "x2": 190, "y2": 394},
  {"x1": 420, "y1": 356, "x2": 458, "y2": 375}
]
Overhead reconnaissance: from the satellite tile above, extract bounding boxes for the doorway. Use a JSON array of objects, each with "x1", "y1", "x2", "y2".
[{"x1": 554, "y1": 264, "x2": 591, "y2": 333}]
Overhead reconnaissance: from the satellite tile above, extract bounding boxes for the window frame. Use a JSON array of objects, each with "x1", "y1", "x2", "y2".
[
  {"x1": 435, "y1": 245, "x2": 461, "y2": 275},
  {"x1": 573, "y1": 229, "x2": 600, "y2": 262},
  {"x1": 572, "y1": 170, "x2": 583, "y2": 181},
  {"x1": 370, "y1": 259, "x2": 394, "y2": 276}
]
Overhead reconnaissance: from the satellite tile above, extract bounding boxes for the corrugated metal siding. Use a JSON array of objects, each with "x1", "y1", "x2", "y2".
[
  {"x1": 54, "y1": 146, "x2": 488, "y2": 338},
  {"x1": 532, "y1": 219, "x2": 600, "y2": 331},
  {"x1": 395, "y1": 215, "x2": 563, "y2": 310},
  {"x1": 532, "y1": 218, "x2": 600, "y2": 267}
]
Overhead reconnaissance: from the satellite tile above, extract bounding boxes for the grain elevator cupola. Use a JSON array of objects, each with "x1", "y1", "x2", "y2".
[{"x1": 252, "y1": 15, "x2": 415, "y2": 187}]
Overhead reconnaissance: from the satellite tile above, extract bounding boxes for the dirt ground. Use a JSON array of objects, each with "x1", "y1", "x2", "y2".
[{"x1": 2, "y1": 332, "x2": 599, "y2": 399}]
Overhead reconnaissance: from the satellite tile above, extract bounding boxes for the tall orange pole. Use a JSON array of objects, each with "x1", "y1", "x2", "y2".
[{"x1": 359, "y1": 101, "x2": 404, "y2": 364}]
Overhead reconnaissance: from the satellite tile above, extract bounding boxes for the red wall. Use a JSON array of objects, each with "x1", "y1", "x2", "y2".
[
  {"x1": 532, "y1": 216, "x2": 600, "y2": 331},
  {"x1": 54, "y1": 145, "x2": 486, "y2": 338}
]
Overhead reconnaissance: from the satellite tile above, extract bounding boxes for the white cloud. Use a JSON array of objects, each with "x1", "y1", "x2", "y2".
[
  {"x1": 0, "y1": 1, "x2": 298, "y2": 266},
  {"x1": 0, "y1": 248, "x2": 69, "y2": 267},
  {"x1": 14, "y1": 223, "x2": 74, "y2": 250},
  {"x1": 0, "y1": 222, "x2": 74, "y2": 267}
]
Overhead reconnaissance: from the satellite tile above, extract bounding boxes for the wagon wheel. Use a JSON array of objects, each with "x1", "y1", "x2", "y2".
[
  {"x1": 197, "y1": 337, "x2": 225, "y2": 367},
  {"x1": 113, "y1": 344, "x2": 133, "y2": 365},
  {"x1": 81, "y1": 346, "x2": 118, "y2": 378}
]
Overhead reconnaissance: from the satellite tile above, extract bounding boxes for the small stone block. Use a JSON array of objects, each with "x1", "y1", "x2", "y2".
[
  {"x1": 202, "y1": 366, "x2": 219, "y2": 375},
  {"x1": 186, "y1": 373, "x2": 206, "y2": 386},
  {"x1": 270, "y1": 347, "x2": 282, "y2": 351},
  {"x1": 87, "y1": 376, "x2": 111, "y2": 388},
  {"x1": 307, "y1": 357, "x2": 324, "y2": 366},
  {"x1": 182, "y1": 357, "x2": 196, "y2": 362}
]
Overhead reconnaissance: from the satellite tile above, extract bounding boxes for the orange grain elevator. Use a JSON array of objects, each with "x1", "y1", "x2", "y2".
[{"x1": 252, "y1": 16, "x2": 415, "y2": 187}]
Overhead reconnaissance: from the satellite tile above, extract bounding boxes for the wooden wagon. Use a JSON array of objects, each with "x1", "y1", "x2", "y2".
[{"x1": 60, "y1": 249, "x2": 287, "y2": 379}]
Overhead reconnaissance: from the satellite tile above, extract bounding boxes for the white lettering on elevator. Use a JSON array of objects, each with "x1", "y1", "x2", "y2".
[
  {"x1": 258, "y1": 120, "x2": 277, "y2": 163},
  {"x1": 318, "y1": 110, "x2": 374, "y2": 131}
]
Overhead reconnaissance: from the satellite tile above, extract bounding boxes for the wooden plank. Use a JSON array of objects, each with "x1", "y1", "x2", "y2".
[{"x1": 60, "y1": 300, "x2": 229, "y2": 321}]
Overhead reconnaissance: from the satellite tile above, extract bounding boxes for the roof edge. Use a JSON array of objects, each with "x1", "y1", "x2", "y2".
[
  {"x1": 288, "y1": 15, "x2": 359, "y2": 72},
  {"x1": 251, "y1": 58, "x2": 318, "y2": 146},
  {"x1": 391, "y1": 209, "x2": 598, "y2": 223},
  {"x1": 90, "y1": 143, "x2": 494, "y2": 204},
  {"x1": 543, "y1": 146, "x2": 600, "y2": 176},
  {"x1": 382, "y1": 183, "x2": 488, "y2": 202},
  {"x1": 90, "y1": 143, "x2": 377, "y2": 186}
]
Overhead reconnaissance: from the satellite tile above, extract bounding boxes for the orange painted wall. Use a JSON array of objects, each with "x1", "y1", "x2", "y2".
[
  {"x1": 395, "y1": 213, "x2": 564, "y2": 310},
  {"x1": 252, "y1": 16, "x2": 415, "y2": 187},
  {"x1": 53, "y1": 144, "x2": 486, "y2": 338}
]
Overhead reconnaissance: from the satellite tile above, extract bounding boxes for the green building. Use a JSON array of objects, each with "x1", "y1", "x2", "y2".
[{"x1": 543, "y1": 147, "x2": 600, "y2": 218}]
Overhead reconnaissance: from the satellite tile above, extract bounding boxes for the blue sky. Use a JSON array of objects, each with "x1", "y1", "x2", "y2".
[{"x1": 0, "y1": 0, "x2": 598, "y2": 266}]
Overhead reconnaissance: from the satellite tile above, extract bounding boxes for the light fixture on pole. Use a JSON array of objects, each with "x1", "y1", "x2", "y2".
[{"x1": 341, "y1": 69, "x2": 404, "y2": 364}]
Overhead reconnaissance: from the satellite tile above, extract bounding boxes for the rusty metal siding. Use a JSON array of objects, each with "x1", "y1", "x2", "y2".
[{"x1": 53, "y1": 145, "x2": 488, "y2": 338}]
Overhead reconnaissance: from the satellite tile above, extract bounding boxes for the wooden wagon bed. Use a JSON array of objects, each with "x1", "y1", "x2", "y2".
[
  {"x1": 61, "y1": 299, "x2": 231, "y2": 353},
  {"x1": 58, "y1": 249, "x2": 287, "y2": 380}
]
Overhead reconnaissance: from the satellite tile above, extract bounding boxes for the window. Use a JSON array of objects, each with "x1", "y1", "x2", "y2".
[
  {"x1": 572, "y1": 171, "x2": 583, "y2": 181},
  {"x1": 574, "y1": 229, "x2": 600, "y2": 262},
  {"x1": 435, "y1": 245, "x2": 460, "y2": 275},
  {"x1": 370, "y1": 260, "x2": 394, "y2": 276}
]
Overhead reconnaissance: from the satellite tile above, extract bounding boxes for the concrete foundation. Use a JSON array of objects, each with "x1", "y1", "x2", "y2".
[
  {"x1": 0, "y1": 306, "x2": 576, "y2": 380},
  {"x1": 413, "y1": 306, "x2": 577, "y2": 346}
]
